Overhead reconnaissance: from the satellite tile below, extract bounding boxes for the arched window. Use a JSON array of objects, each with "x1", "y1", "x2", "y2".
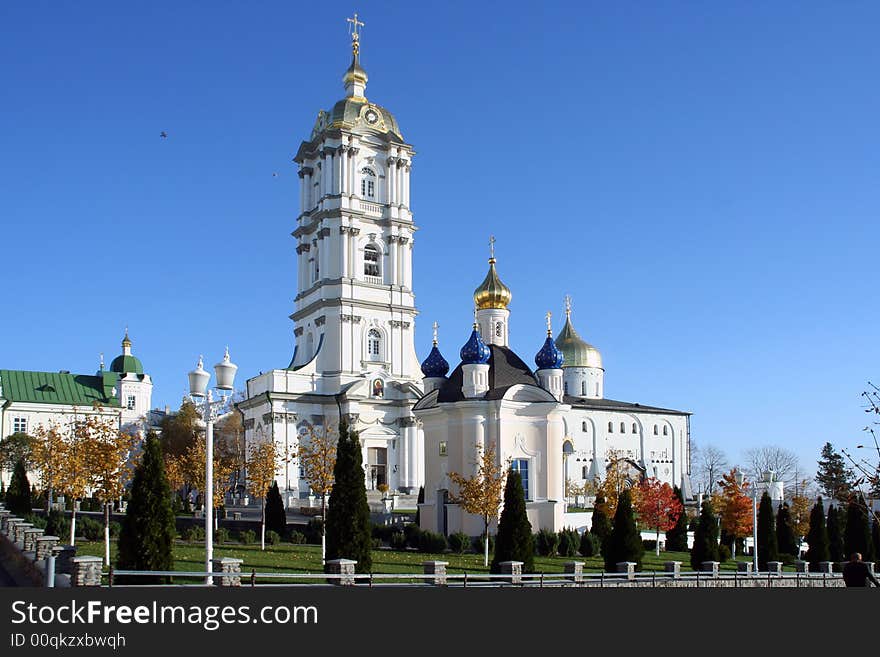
[
  {"x1": 620, "y1": 422, "x2": 626, "y2": 433},
  {"x1": 632, "y1": 423, "x2": 638, "y2": 434},
  {"x1": 663, "y1": 425, "x2": 668, "y2": 436},
  {"x1": 360, "y1": 167, "x2": 376, "y2": 199},
  {"x1": 367, "y1": 329, "x2": 382, "y2": 361},
  {"x1": 495, "y1": 322, "x2": 503, "y2": 338},
  {"x1": 608, "y1": 421, "x2": 613, "y2": 433},
  {"x1": 582, "y1": 421, "x2": 588, "y2": 432},
  {"x1": 364, "y1": 244, "x2": 380, "y2": 278},
  {"x1": 653, "y1": 425, "x2": 658, "y2": 435}
]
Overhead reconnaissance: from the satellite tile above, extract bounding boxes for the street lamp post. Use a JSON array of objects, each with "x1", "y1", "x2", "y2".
[{"x1": 188, "y1": 348, "x2": 238, "y2": 586}]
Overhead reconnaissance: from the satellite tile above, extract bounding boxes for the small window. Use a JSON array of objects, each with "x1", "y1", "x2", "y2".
[
  {"x1": 620, "y1": 422, "x2": 625, "y2": 433},
  {"x1": 608, "y1": 422, "x2": 613, "y2": 433},
  {"x1": 439, "y1": 441, "x2": 447, "y2": 457},
  {"x1": 126, "y1": 395, "x2": 136, "y2": 410},
  {"x1": 663, "y1": 426, "x2": 668, "y2": 436},
  {"x1": 595, "y1": 383, "x2": 599, "y2": 396},
  {"x1": 582, "y1": 466, "x2": 589, "y2": 479},
  {"x1": 13, "y1": 417, "x2": 28, "y2": 434},
  {"x1": 632, "y1": 423, "x2": 637, "y2": 434},
  {"x1": 564, "y1": 381, "x2": 568, "y2": 394},
  {"x1": 511, "y1": 458, "x2": 530, "y2": 500},
  {"x1": 368, "y1": 329, "x2": 382, "y2": 360},
  {"x1": 581, "y1": 381, "x2": 586, "y2": 396},
  {"x1": 364, "y1": 244, "x2": 380, "y2": 277},
  {"x1": 653, "y1": 425, "x2": 658, "y2": 435},
  {"x1": 582, "y1": 421, "x2": 588, "y2": 432},
  {"x1": 495, "y1": 322, "x2": 502, "y2": 338},
  {"x1": 360, "y1": 167, "x2": 376, "y2": 199}
]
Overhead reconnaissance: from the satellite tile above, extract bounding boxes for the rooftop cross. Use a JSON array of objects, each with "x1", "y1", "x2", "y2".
[
  {"x1": 432, "y1": 321, "x2": 439, "y2": 345},
  {"x1": 546, "y1": 311, "x2": 553, "y2": 335},
  {"x1": 564, "y1": 294, "x2": 572, "y2": 319},
  {"x1": 346, "y1": 12, "x2": 365, "y2": 55},
  {"x1": 489, "y1": 234, "x2": 495, "y2": 261}
]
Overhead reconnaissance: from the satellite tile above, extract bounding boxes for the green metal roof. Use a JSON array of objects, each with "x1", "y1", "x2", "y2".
[
  {"x1": 109, "y1": 354, "x2": 143, "y2": 375},
  {"x1": 0, "y1": 370, "x2": 120, "y2": 407}
]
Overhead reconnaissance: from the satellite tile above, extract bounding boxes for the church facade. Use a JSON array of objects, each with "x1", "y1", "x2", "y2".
[
  {"x1": 414, "y1": 263, "x2": 694, "y2": 534},
  {"x1": 239, "y1": 25, "x2": 424, "y2": 501},
  {"x1": 241, "y1": 19, "x2": 694, "y2": 525}
]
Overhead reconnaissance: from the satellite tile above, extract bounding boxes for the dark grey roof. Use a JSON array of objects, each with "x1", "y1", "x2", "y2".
[
  {"x1": 436, "y1": 345, "x2": 542, "y2": 403},
  {"x1": 563, "y1": 395, "x2": 691, "y2": 416}
]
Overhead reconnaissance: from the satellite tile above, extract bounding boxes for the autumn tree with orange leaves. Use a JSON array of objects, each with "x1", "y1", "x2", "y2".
[
  {"x1": 246, "y1": 439, "x2": 280, "y2": 551},
  {"x1": 296, "y1": 425, "x2": 337, "y2": 563},
  {"x1": 448, "y1": 442, "x2": 508, "y2": 567},
  {"x1": 634, "y1": 477, "x2": 683, "y2": 556},
  {"x1": 713, "y1": 468, "x2": 754, "y2": 559}
]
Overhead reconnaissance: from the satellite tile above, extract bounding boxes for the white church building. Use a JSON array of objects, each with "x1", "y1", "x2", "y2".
[
  {"x1": 240, "y1": 18, "x2": 695, "y2": 525},
  {"x1": 239, "y1": 22, "x2": 424, "y2": 500}
]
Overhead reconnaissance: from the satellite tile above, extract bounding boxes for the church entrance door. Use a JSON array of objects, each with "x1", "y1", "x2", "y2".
[{"x1": 367, "y1": 447, "x2": 387, "y2": 489}]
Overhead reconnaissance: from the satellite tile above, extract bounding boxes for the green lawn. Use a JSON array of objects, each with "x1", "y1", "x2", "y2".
[{"x1": 74, "y1": 540, "x2": 748, "y2": 583}]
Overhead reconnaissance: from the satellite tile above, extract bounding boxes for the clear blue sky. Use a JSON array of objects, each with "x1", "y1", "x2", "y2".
[{"x1": 2, "y1": 1, "x2": 877, "y2": 475}]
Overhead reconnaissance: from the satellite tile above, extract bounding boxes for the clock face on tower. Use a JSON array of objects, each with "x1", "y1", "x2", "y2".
[{"x1": 364, "y1": 109, "x2": 379, "y2": 125}]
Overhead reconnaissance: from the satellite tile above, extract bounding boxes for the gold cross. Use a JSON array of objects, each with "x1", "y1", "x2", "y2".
[
  {"x1": 432, "y1": 321, "x2": 439, "y2": 345},
  {"x1": 489, "y1": 235, "x2": 495, "y2": 260},
  {"x1": 546, "y1": 311, "x2": 552, "y2": 334},
  {"x1": 347, "y1": 12, "x2": 364, "y2": 40},
  {"x1": 564, "y1": 294, "x2": 572, "y2": 318}
]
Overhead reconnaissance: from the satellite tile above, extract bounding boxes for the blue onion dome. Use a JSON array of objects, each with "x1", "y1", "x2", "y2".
[
  {"x1": 421, "y1": 345, "x2": 450, "y2": 378},
  {"x1": 460, "y1": 325, "x2": 490, "y2": 365},
  {"x1": 535, "y1": 334, "x2": 564, "y2": 370}
]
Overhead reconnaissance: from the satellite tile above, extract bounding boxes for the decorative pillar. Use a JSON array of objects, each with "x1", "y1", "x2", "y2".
[
  {"x1": 23, "y1": 528, "x2": 45, "y2": 552},
  {"x1": 423, "y1": 561, "x2": 448, "y2": 586},
  {"x1": 616, "y1": 562, "x2": 637, "y2": 581},
  {"x1": 701, "y1": 561, "x2": 720, "y2": 578},
  {"x1": 664, "y1": 561, "x2": 681, "y2": 579},
  {"x1": 324, "y1": 149, "x2": 333, "y2": 196},
  {"x1": 326, "y1": 558, "x2": 357, "y2": 586},
  {"x1": 564, "y1": 561, "x2": 584, "y2": 584},
  {"x1": 737, "y1": 562, "x2": 753, "y2": 575},
  {"x1": 212, "y1": 557, "x2": 243, "y2": 587},
  {"x1": 35, "y1": 536, "x2": 59, "y2": 562},
  {"x1": 499, "y1": 561, "x2": 523, "y2": 585},
  {"x1": 386, "y1": 156, "x2": 396, "y2": 204},
  {"x1": 71, "y1": 556, "x2": 103, "y2": 587}
]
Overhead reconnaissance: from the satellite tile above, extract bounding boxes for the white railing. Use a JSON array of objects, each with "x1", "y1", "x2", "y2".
[
  {"x1": 357, "y1": 199, "x2": 382, "y2": 216},
  {"x1": 364, "y1": 275, "x2": 384, "y2": 285}
]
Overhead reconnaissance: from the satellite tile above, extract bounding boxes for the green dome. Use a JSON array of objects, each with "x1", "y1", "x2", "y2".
[
  {"x1": 110, "y1": 354, "x2": 143, "y2": 375},
  {"x1": 555, "y1": 316, "x2": 602, "y2": 369}
]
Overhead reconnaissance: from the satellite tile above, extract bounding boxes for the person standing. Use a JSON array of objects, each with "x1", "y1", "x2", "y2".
[{"x1": 842, "y1": 553, "x2": 880, "y2": 587}]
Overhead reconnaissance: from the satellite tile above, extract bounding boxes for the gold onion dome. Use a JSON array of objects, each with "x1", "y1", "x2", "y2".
[
  {"x1": 473, "y1": 258, "x2": 512, "y2": 310},
  {"x1": 555, "y1": 304, "x2": 602, "y2": 369}
]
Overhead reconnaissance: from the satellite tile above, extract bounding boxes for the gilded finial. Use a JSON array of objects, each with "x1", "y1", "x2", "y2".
[
  {"x1": 347, "y1": 12, "x2": 365, "y2": 56},
  {"x1": 432, "y1": 321, "x2": 439, "y2": 345},
  {"x1": 564, "y1": 294, "x2": 572, "y2": 319},
  {"x1": 546, "y1": 311, "x2": 553, "y2": 336},
  {"x1": 489, "y1": 234, "x2": 496, "y2": 262}
]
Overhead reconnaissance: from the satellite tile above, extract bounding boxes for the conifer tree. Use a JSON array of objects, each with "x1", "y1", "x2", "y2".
[
  {"x1": 815, "y1": 442, "x2": 853, "y2": 503},
  {"x1": 324, "y1": 423, "x2": 372, "y2": 573},
  {"x1": 414, "y1": 485, "x2": 424, "y2": 527},
  {"x1": 844, "y1": 495, "x2": 873, "y2": 562},
  {"x1": 690, "y1": 500, "x2": 719, "y2": 570},
  {"x1": 265, "y1": 481, "x2": 286, "y2": 538},
  {"x1": 603, "y1": 489, "x2": 644, "y2": 572},
  {"x1": 117, "y1": 432, "x2": 176, "y2": 584},
  {"x1": 826, "y1": 504, "x2": 844, "y2": 564},
  {"x1": 490, "y1": 470, "x2": 534, "y2": 573},
  {"x1": 776, "y1": 502, "x2": 797, "y2": 557},
  {"x1": 5, "y1": 459, "x2": 32, "y2": 515},
  {"x1": 805, "y1": 498, "x2": 830, "y2": 569},
  {"x1": 756, "y1": 492, "x2": 778, "y2": 570},
  {"x1": 590, "y1": 492, "x2": 612, "y2": 555},
  {"x1": 665, "y1": 486, "x2": 689, "y2": 552}
]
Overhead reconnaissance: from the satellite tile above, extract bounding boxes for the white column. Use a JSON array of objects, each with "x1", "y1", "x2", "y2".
[
  {"x1": 403, "y1": 164, "x2": 411, "y2": 208},
  {"x1": 387, "y1": 157, "x2": 396, "y2": 204},
  {"x1": 324, "y1": 150, "x2": 333, "y2": 196},
  {"x1": 298, "y1": 171, "x2": 306, "y2": 214},
  {"x1": 340, "y1": 148, "x2": 348, "y2": 194},
  {"x1": 335, "y1": 148, "x2": 344, "y2": 195},
  {"x1": 340, "y1": 227, "x2": 349, "y2": 277},
  {"x1": 389, "y1": 236, "x2": 398, "y2": 284},
  {"x1": 397, "y1": 162, "x2": 404, "y2": 207}
]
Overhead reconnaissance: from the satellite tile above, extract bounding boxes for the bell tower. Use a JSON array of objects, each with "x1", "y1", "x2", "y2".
[{"x1": 289, "y1": 15, "x2": 420, "y2": 387}]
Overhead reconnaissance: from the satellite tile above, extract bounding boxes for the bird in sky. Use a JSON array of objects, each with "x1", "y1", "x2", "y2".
[{"x1": 160, "y1": 131, "x2": 168, "y2": 139}]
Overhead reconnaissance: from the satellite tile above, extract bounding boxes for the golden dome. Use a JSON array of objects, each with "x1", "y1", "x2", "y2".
[
  {"x1": 555, "y1": 311, "x2": 602, "y2": 369},
  {"x1": 473, "y1": 258, "x2": 512, "y2": 310}
]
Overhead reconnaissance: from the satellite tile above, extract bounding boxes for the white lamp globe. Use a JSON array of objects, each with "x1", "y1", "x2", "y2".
[
  {"x1": 214, "y1": 347, "x2": 238, "y2": 391},
  {"x1": 188, "y1": 356, "x2": 210, "y2": 397}
]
